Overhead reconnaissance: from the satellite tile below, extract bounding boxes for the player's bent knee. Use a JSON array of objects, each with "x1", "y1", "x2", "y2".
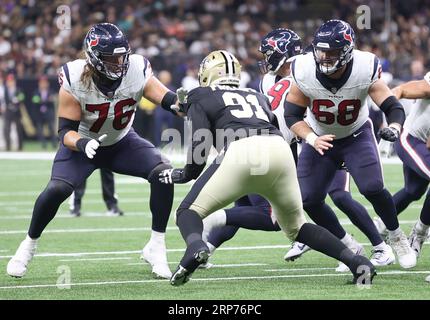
[
  {"x1": 45, "y1": 179, "x2": 74, "y2": 200},
  {"x1": 329, "y1": 190, "x2": 352, "y2": 207},
  {"x1": 147, "y1": 162, "x2": 172, "y2": 183}
]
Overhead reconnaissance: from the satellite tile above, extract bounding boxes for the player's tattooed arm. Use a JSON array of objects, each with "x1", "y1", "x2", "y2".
[{"x1": 285, "y1": 83, "x2": 335, "y2": 155}]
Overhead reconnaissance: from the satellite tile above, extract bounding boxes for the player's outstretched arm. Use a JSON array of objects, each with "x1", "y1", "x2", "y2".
[
  {"x1": 285, "y1": 83, "x2": 335, "y2": 155},
  {"x1": 369, "y1": 79, "x2": 405, "y2": 141},
  {"x1": 143, "y1": 76, "x2": 186, "y2": 117},
  {"x1": 392, "y1": 79, "x2": 430, "y2": 100}
]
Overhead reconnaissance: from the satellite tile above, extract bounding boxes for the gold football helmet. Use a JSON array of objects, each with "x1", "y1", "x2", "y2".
[{"x1": 198, "y1": 50, "x2": 242, "y2": 87}]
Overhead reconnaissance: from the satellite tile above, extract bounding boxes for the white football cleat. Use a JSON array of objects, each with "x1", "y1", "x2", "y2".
[
  {"x1": 197, "y1": 261, "x2": 214, "y2": 269},
  {"x1": 426, "y1": 275, "x2": 430, "y2": 283},
  {"x1": 389, "y1": 230, "x2": 417, "y2": 269},
  {"x1": 7, "y1": 236, "x2": 38, "y2": 278},
  {"x1": 284, "y1": 242, "x2": 311, "y2": 261},
  {"x1": 370, "y1": 245, "x2": 396, "y2": 266},
  {"x1": 409, "y1": 222, "x2": 429, "y2": 258},
  {"x1": 373, "y1": 217, "x2": 388, "y2": 239},
  {"x1": 141, "y1": 241, "x2": 172, "y2": 279},
  {"x1": 336, "y1": 236, "x2": 365, "y2": 273}
]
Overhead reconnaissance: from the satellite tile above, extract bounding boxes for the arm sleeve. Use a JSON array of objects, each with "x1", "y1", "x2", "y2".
[
  {"x1": 183, "y1": 103, "x2": 212, "y2": 179},
  {"x1": 284, "y1": 100, "x2": 307, "y2": 128}
]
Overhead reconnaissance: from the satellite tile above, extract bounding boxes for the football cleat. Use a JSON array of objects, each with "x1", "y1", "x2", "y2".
[
  {"x1": 69, "y1": 205, "x2": 81, "y2": 217},
  {"x1": 370, "y1": 245, "x2": 396, "y2": 266},
  {"x1": 388, "y1": 230, "x2": 417, "y2": 269},
  {"x1": 170, "y1": 249, "x2": 210, "y2": 286},
  {"x1": 409, "y1": 222, "x2": 429, "y2": 258},
  {"x1": 106, "y1": 204, "x2": 124, "y2": 217},
  {"x1": 284, "y1": 242, "x2": 311, "y2": 261},
  {"x1": 197, "y1": 261, "x2": 214, "y2": 269},
  {"x1": 141, "y1": 241, "x2": 172, "y2": 279},
  {"x1": 350, "y1": 255, "x2": 377, "y2": 285},
  {"x1": 7, "y1": 237, "x2": 38, "y2": 278},
  {"x1": 336, "y1": 237, "x2": 365, "y2": 273},
  {"x1": 426, "y1": 275, "x2": 430, "y2": 283}
]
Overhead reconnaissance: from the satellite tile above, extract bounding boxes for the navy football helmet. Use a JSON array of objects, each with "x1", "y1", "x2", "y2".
[
  {"x1": 312, "y1": 19, "x2": 355, "y2": 75},
  {"x1": 84, "y1": 23, "x2": 131, "y2": 80},
  {"x1": 258, "y1": 28, "x2": 302, "y2": 74}
]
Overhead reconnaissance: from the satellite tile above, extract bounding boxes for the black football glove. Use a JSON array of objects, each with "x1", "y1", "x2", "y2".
[
  {"x1": 158, "y1": 168, "x2": 190, "y2": 184},
  {"x1": 378, "y1": 127, "x2": 400, "y2": 142}
]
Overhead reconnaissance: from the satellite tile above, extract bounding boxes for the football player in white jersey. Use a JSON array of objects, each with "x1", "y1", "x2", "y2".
[
  {"x1": 7, "y1": 23, "x2": 183, "y2": 279},
  {"x1": 204, "y1": 28, "x2": 394, "y2": 271},
  {"x1": 284, "y1": 19, "x2": 416, "y2": 269},
  {"x1": 374, "y1": 73, "x2": 430, "y2": 265}
]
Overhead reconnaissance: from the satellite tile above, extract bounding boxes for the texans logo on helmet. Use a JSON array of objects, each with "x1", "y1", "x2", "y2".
[
  {"x1": 89, "y1": 36, "x2": 99, "y2": 47},
  {"x1": 267, "y1": 32, "x2": 292, "y2": 54}
]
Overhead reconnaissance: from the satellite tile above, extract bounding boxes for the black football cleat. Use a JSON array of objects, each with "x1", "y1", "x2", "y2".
[
  {"x1": 350, "y1": 255, "x2": 377, "y2": 285},
  {"x1": 170, "y1": 249, "x2": 210, "y2": 287}
]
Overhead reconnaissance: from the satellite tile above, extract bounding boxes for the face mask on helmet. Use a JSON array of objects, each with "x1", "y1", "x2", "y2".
[
  {"x1": 314, "y1": 48, "x2": 343, "y2": 75},
  {"x1": 99, "y1": 52, "x2": 130, "y2": 80},
  {"x1": 258, "y1": 50, "x2": 287, "y2": 74}
]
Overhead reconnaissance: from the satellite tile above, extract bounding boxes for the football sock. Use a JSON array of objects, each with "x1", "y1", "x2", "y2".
[
  {"x1": 296, "y1": 223, "x2": 355, "y2": 266},
  {"x1": 150, "y1": 182, "x2": 173, "y2": 233},
  {"x1": 207, "y1": 225, "x2": 239, "y2": 248},
  {"x1": 28, "y1": 179, "x2": 74, "y2": 239},
  {"x1": 331, "y1": 190, "x2": 382, "y2": 246},
  {"x1": 176, "y1": 209, "x2": 204, "y2": 246},
  {"x1": 225, "y1": 206, "x2": 280, "y2": 231},
  {"x1": 393, "y1": 188, "x2": 421, "y2": 215},
  {"x1": 419, "y1": 192, "x2": 430, "y2": 226},
  {"x1": 365, "y1": 189, "x2": 399, "y2": 231},
  {"x1": 303, "y1": 202, "x2": 347, "y2": 239}
]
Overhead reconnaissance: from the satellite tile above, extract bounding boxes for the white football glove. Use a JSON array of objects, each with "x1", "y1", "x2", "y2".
[
  {"x1": 158, "y1": 168, "x2": 188, "y2": 184},
  {"x1": 170, "y1": 87, "x2": 188, "y2": 113},
  {"x1": 84, "y1": 134, "x2": 107, "y2": 159}
]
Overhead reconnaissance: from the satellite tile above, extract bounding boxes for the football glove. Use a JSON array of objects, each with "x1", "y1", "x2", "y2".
[
  {"x1": 77, "y1": 134, "x2": 107, "y2": 159},
  {"x1": 378, "y1": 127, "x2": 400, "y2": 142},
  {"x1": 170, "y1": 87, "x2": 188, "y2": 114},
  {"x1": 158, "y1": 168, "x2": 189, "y2": 184}
]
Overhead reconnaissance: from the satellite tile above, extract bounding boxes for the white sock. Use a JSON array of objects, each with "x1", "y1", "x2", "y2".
[
  {"x1": 203, "y1": 210, "x2": 227, "y2": 230},
  {"x1": 416, "y1": 220, "x2": 430, "y2": 234},
  {"x1": 373, "y1": 241, "x2": 388, "y2": 251},
  {"x1": 340, "y1": 233, "x2": 353, "y2": 246},
  {"x1": 150, "y1": 230, "x2": 165, "y2": 244},
  {"x1": 207, "y1": 242, "x2": 217, "y2": 254},
  {"x1": 26, "y1": 234, "x2": 39, "y2": 244},
  {"x1": 388, "y1": 227, "x2": 402, "y2": 238}
]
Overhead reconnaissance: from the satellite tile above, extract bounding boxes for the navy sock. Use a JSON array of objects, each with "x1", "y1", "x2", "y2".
[
  {"x1": 365, "y1": 189, "x2": 399, "y2": 231},
  {"x1": 393, "y1": 188, "x2": 424, "y2": 215},
  {"x1": 150, "y1": 182, "x2": 173, "y2": 233},
  {"x1": 28, "y1": 180, "x2": 74, "y2": 238},
  {"x1": 303, "y1": 202, "x2": 346, "y2": 239},
  {"x1": 330, "y1": 190, "x2": 382, "y2": 246},
  {"x1": 296, "y1": 223, "x2": 355, "y2": 266},
  {"x1": 420, "y1": 191, "x2": 430, "y2": 226},
  {"x1": 207, "y1": 225, "x2": 240, "y2": 248},
  {"x1": 225, "y1": 206, "x2": 280, "y2": 231}
]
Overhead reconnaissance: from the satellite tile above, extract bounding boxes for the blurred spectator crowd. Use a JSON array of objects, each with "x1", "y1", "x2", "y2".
[{"x1": 0, "y1": 0, "x2": 429, "y2": 150}]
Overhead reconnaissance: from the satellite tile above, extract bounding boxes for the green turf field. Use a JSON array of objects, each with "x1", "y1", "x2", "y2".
[{"x1": 0, "y1": 156, "x2": 429, "y2": 300}]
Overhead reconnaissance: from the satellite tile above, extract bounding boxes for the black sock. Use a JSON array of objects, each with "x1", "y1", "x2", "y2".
[
  {"x1": 226, "y1": 206, "x2": 280, "y2": 231},
  {"x1": 176, "y1": 209, "x2": 204, "y2": 246},
  {"x1": 365, "y1": 189, "x2": 399, "y2": 231},
  {"x1": 296, "y1": 223, "x2": 355, "y2": 266},
  {"x1": 28, "y1": 180, "x2": 74, "y2": 239},
  {"x1": 304, "y1": 202, "x2": 346, "y2": 239},
  {"x1": 150, "y1": 182, "x2": 173, "y2": 233}
]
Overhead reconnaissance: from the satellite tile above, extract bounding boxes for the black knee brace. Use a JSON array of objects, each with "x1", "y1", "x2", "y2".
[{"x1": 147, "y1": 162, "x2": 173, "y2": 183}]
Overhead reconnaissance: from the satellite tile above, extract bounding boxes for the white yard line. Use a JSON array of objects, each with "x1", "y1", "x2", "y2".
[
  {"x1": 0, "y1": 226, "x2": 178, "y2": 235},
  {"x1": 58, "y1": 257, "x2": 133, "y2": 262},
  {"x1": 0, "y1": 245, "x2": 291, "y2": 259},
  {"x1": 1, "y1": 270, "x2": 428, "y2": 290}
]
